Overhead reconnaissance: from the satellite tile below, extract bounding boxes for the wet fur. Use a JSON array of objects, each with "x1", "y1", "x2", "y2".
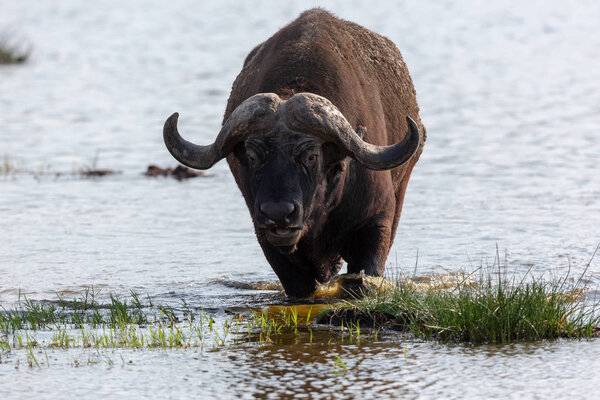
[{"x1": 224, "y1": 9, "x2": 426, "y2": 297}]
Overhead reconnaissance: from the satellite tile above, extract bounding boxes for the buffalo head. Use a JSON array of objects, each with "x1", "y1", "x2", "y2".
[{"x1": 163, "y1": 93, "x2": 420, "y2": 253}]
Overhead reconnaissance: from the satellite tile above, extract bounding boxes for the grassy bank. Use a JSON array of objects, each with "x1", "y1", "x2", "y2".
[{"x1": 317, "y1": 255, "x2": 600, "y2": 344}]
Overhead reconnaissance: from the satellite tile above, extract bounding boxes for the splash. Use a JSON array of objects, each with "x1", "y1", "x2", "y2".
[
  {"x1": 311, "y1": 273, "x2": 395, "y2": 299},
  {"x1": 219, "y1": 280, "x2": 284, "y2": 291},
  {"x1": 310, "y1": 272, "x2": 477, "y2": 299}
]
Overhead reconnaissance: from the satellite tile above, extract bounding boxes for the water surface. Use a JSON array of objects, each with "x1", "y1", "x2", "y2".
[{"x1": 1, "y1": 0, "x2": 599, "y2": 398}]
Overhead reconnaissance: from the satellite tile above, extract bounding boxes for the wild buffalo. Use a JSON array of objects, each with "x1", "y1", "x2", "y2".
[{"x1": 163, "y1": 9, "x2": 426, "y2": 298}]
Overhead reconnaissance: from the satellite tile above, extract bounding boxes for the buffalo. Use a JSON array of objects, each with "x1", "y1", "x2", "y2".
[{"x1": 163, "y1": 9, "x2": 426, "y2": 298}]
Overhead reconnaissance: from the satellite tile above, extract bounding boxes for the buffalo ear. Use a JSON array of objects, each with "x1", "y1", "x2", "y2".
[{"x1": 233, "y1": 142, "x2": 249, "y2": 165}]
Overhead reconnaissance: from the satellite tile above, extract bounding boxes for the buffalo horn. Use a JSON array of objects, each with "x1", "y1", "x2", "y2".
[
  {"x1": 282, "y1": 93, "x2": 420, "y2": 170},
  {"x1": 163, "y1": 93, "x2": 282, "y2": 170}
]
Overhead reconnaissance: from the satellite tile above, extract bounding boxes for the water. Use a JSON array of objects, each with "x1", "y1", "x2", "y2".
[
  {"x1": 6, "y1": 339, "x2": 600, "y2": 399},
  {"x1": 1, "y1": 0, "x2": 599, "y2": 398}
]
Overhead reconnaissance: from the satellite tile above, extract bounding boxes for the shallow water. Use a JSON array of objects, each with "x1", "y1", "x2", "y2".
[
  {"x1": 4, "y1": 331, "x2": 600, "y2": 399},
  {"x1": 1, "y1": 0, "x2": 600, "y2": 398}
]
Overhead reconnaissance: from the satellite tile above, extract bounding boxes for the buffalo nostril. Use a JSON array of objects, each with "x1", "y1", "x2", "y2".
[{"x1": 259, "y1": 201, "x2": 296, "y2": 224}]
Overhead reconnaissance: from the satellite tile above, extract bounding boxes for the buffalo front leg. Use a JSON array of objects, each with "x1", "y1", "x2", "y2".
[
  {"x1": 341, "y1": 223, "x2": 392, "y2": 276},
  {"x1": 260, "y1": 244, "x2": 317, "y2": 298}
]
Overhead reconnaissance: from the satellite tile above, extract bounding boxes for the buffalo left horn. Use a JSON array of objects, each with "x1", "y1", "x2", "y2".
[
  {"x1": 163, "y1": 93, "x2": 282, "y2": 170},
  {"x1": 281, "y1": 93, "x2": 420, "y2": 171}
]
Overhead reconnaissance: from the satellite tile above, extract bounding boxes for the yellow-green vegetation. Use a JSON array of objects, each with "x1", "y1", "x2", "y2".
[
  {"x1": 0, "y1": 289, "x2": 340, "y2": 356},
  {"x1": 0, "y1": 290, "x2": 372, "y2": 370},
  {"x1": 2, "y1": 290, "x2": 214, "y2": 351},
  {"x1": 1, "y1": 156, "x2": 20, "y2": 175},
  {"x1": 317, "y1": 255, "x2": 600, "y2": 344}
]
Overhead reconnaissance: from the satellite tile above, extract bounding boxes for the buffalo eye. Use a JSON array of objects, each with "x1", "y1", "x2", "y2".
[
  {"x1": 305, "y1": 153, "x2": 318, "y2": 164},
  {"x1": 246, "y1": 149, "x2": 260, "y2": 167}
]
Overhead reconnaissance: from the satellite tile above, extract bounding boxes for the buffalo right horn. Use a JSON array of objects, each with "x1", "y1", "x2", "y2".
[
  {"x1": 163, "y1": 93, "x2": 282, "y2": 170},
  {"x1": 282, "y1": 93, "x2": 420, "y2": 171}
]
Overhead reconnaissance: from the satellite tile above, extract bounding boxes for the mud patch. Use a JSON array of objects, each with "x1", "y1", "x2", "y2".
[{"x1": 315, "y1": 307, "x2": 412, "y2": 331}]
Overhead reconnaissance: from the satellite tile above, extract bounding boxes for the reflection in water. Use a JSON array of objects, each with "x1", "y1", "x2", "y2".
[
  {"x1": 3, "y1": 329, "x2": 598, "y2": 399},
  {"x1": 201, "y1": 330, "x2": 600, "y2": 399},
  {"x1": 227, "y1": 339, "x2": 415, "y2": 399}
]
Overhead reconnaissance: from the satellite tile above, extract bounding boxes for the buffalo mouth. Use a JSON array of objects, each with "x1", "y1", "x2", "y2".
[{"x1": 264, "y1": 227, "x2": 301, "y2": 247}]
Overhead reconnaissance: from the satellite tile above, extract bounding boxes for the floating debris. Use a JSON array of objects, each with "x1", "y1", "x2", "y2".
[
  {"x1": 0, "y1": 31, "x2": 31, "y2": 64},
  {"x1": 80, "y1": 168, "x2": 119, "y2": 177},
  {"x1": 145, "y1": 165, "x2": 207, "y2": 180}
]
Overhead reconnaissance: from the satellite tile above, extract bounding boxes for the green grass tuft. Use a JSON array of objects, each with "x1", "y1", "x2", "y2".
[{"x1": 318, "y1": 250, "x2": 600, "y2": 344}]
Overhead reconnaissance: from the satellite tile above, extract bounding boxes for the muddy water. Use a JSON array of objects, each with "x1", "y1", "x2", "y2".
[{"x1": 1, "y1": 0, "x2": 600, "y2": 398}]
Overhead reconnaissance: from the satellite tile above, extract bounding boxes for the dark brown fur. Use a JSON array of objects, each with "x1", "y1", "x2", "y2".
[{"x1": 225, "y1": 9, "x2": 425, "y2": 297}]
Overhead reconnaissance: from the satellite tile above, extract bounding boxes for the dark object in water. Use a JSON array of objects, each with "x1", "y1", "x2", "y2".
[
  {"x1": 0, "y1": 50, "x2": 28, "y2": 64},
  {"x1": 145, "y1": 165, "x2": 207, "y2": 180},
  {"x1": 162, "y1": 9, "x2": 426, "y2": 298},
  {"x1": 0, "y1": 32, "x2": 31, "y2": 64},
  {"x1": 81, "y1": 168, "x2": 119, "y2": 177}
]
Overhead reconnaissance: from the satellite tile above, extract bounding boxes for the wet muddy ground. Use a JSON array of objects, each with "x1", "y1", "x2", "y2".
[{"x1": 1, "y1": 0, "x2": 600, "y2": 398}]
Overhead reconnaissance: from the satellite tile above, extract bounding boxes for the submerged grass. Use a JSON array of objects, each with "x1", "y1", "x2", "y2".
[
  {"x1": 318, "y1": 248, "x2": 600, "y2": 344},
  {"x1": 0, "y1": 288, "x2": 148, "y2": 332},
  {"x1": 0, "y1": 288, "x2": 334, "y2": 358}
]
